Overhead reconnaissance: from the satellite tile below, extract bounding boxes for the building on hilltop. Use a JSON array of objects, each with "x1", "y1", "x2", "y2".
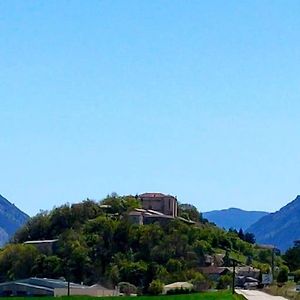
[
  {"x1": 139, "y1": 192, "x2": 178, "y2": 217},
  {"x1": 24, "y1": 239, "x2": 58, "y2": 255}
]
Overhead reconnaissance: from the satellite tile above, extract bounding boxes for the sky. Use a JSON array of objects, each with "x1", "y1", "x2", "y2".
[{"x1": 0, "y1": 1, "x2": 300, "y2": 216}]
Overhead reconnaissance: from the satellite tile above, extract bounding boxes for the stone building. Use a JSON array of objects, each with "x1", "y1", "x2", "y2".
[{"x1": 139, "y1": 193, "x2": 178, "y2": 217}]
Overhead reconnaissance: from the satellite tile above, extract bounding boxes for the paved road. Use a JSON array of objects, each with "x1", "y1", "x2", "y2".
[{"x1": 236, "y1": 289, "x2": 288, "y2": 300}]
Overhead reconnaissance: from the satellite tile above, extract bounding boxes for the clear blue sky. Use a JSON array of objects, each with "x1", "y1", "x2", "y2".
[{"x1": 1, "y1": 1, "x2": 300, "y2": 216}]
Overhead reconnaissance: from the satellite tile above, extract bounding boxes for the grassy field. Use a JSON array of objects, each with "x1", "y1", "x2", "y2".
[{"x1": 0, "y1": 292, "x2": 245, "y2": 300}]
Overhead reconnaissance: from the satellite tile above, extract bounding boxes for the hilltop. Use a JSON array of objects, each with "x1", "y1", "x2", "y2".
[
  {"x1": 203, "y1": 208, "x2": 269, "y2": 231},
  {"x1": 248, "y1": 195, "x2": 300, "y2": 251},
  {"x1": 0, "y1": 194, "x2": 29, "y2": 246},
  {"x1": 0, "y1": 194, "x2": 274, "y2": 293}
]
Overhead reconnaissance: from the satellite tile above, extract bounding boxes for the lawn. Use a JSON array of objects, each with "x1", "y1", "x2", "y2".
[{"x1": 0, "y1": 292, "x2": 245, "y2": 300}]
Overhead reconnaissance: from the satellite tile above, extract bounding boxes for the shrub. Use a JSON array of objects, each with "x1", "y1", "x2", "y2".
[
  {"x1": 148, "y1": 279, "x2": 164, "y2": 295},
  {"x1": 118, "y1": 282, "x2": 137, "y2": 295},
  {"x1": 277, "y1": 266, "x2": 289, "y2": 284},
  {"x1": 217, "y1": 275, "x2": 232, "y2": 290},
  {"x1": 166, "y1": 287, "x2": 194, "y2": 295},
  {"x1": 192, "y1": 273, "x2": 210, "y2": 291}
]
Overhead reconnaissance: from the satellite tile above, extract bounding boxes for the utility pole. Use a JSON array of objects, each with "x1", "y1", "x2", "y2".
[
  {"x1": 271, "y1": 246, "x2": 275, "y2": 283},
  {"x1": 232, "y1": 259, "x2": 237, "y2": 294},
  {"x1": 67, "y1": 280, "x2": 70, "y2": 296}
]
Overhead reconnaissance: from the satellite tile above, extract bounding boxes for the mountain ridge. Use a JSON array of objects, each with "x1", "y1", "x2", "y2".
[
  {"x1": 0, "y1": 194, "x2": 29, "y2": 245},
  {"x1": 247, "y1": 195, "x2": 300, "y2": 251},
  {"x1": 203, "y1": 207, "x2": 269, "y2": 231}
]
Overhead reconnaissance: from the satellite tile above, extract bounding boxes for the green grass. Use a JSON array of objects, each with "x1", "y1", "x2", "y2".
[{"x1": 0, "y1": 292, "x2": 245, "y2": 300}]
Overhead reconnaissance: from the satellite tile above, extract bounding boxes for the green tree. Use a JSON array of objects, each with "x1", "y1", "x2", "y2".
[
  {"x1": 191, "y1": 272, "x2": 209, "y2": 291},
  {"x1": 32, "y1": 255, "x2": 63, "y2": 278},
  {"x1": 284, "y1": 246, "x2": 300, "y2": 271},
  {"x1": 148, "y1": 279, "x2": 164, "y2": 295},
  {"x1": 277, "y1": 266, "x2": 289, "y2": 283},
  {"x1": 193, "y1": 240, "x2": 212, "y2": 266},
  {"x1": 178, "y1": 204, "x2": 202, "y2": 222},
  {"x1": 217, "y1": 274, "x2": 232, "y2": 290},
  {"x1": 0, "y1": 244, "x2": 39, "y2": 281}
]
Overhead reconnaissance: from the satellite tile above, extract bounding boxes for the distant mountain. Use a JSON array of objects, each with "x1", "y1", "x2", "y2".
[
  {"x1": 0, "y1": 194, "x2": 29, "y2": 246},
  {"x1": 247, "y1": 195, "x2": 300, "y2": 251},
  {"x1": 203, "y1": 208, "x2": 269, "y2": 231}
]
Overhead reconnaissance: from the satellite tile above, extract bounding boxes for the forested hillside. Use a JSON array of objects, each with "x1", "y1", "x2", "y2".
[{"x1": 0, "y1": 195, "x2": 280, "y2": 293}]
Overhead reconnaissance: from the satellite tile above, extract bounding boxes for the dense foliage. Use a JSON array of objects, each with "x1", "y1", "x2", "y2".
[{"x1": 0, "y1": 194, "x2": 280, "y2": 292}]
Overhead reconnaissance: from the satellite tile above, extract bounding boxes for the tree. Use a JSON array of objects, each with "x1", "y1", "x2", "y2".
[
  {"x1": 166, "y1": 259, "x2": 182, "y2": 273},
  {"x1": 178, "y1": 204, "x2": 202, "y2": 222},
  {"x1": 32, "y1": 255, "x2": 63, "y2": 278},
  {"x1": 238, "y1": 229, "x2": 245, "y2": 240},
  {"x1": 0, "y1": 244, "x2": 39, "y2": 281},
  {"x1": 277, "y1": 266, "x2": 289, "y2": 283},
  {"x1": 217, "y1": 274, "x2": 232, "y2": 290},
  {"x1": 118, "y1": 282, "x2": 137, "y2": 295},
  {"x1": 191, "y1": 272, "x2": 209, "y2": 291},
  {"x1": 193, "y1": 240, "x2": 212, "y2": 266},
  {"x1": 223, "y1": 250, "x2": 231, "y2": 267},
  {"x1": 148, "y1": 279, "x2": 164, "y2": 295},
  {"x1": 284, "y1": 246, "x2": 300, "y2": 271},
  {"x1": 244, "y1": 232, "x2": 256, "y2": 244}
]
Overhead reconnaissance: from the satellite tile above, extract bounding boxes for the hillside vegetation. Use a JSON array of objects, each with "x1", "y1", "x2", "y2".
[{"x1": 0, "y1": 195, "x2": 279, "y2": 293}]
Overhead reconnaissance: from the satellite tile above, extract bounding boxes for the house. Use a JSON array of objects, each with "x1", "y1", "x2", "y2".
[
  {"x1": 128, "y1": 208, "x2": 174, "y2": 226},
  {"x1": 54, "y1": 283, "x2": 118, "y2": 297},
  {"x1": 0, "y1": 278, "x2": 118, "y2": 297},
  {"x1": 163, "y1": 282, "x2": 193, "y2": 294},
  {"x1": 139, "y1": 193, "x2": 178, "y2": 217},
  {"x1": 236, "y1": 276, "x2": 259, "y2": 289},
  {"x1": 0, "y1": 278, "x2": 82, "y2": 297},
  {"x1": 200, "y1": 267, "x2": 232, "y2": 281},
  {"x1": 24, "y1": 239, "x2": 58, "y2": 255},
  {"x1": 235, "y1": 266, "x2": 260, "y2": 280}
]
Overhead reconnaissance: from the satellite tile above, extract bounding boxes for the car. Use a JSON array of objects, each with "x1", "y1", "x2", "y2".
[{"x1": 243, "y1": 282, "x2": 258, "y2": 290}]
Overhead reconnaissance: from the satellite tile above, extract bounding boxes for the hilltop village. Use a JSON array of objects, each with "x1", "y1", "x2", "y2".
[{"x1": 0, "y1": 193, "x2": 289, "y2": 296}]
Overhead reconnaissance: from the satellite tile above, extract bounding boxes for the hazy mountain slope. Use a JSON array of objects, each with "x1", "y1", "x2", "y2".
[
  {"x1": 203, "y1": 208, "x2": 269, "y2": 231},
  {"x1": 247, "y1": 195, "x2": 300, "y2": 251},
  {"x1": 0, "y1": 194, "x2": 29, "y2": 246}
]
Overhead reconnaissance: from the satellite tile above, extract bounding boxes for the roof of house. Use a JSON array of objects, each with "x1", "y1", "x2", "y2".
[
  {"x1": 139, "y1": 193, "x2": 171, "y2": 198},
  {"x1": 24, "y1": 239, "x2": 59, "y2": 244},
  {"x1": 164, "y1": 282, "x2": 193, "y2": 289},
  {"x1": 200, "y1": 267, "x2": 231, "y2": 275},
  {"x1": 0, "y1": 278, "x2": 86, "y2": 291},
  {"x1": 144, "y1": 214, "x2": 174, "y2": 219},
  {"x1": 177, "y1": 216, "x2": 195, "y2": 224},
  {"x1": 236, "y1": 266, "x2": 260, "y2": 272}
]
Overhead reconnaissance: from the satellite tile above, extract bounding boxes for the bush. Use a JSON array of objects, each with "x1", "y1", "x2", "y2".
[
  {"x1": 148, "y1": 279, "x2": 164, "y2": 295},
  {"x1": 166, "y1": 288, "x2": 194, "y2": 295},
  {"x1": 217, "y1": 275, "x2": 232, "y2": 290},
  {"x1": 277, "y1": 266, "x2": 289, "y2": 284},
  {"x1": 191, "y1": 273, "x2": 210, "y2": 291},
  {"x1": 291, "y1": 269, "x2": 300, "y2": 282},
  {"x1": 118, "y1": 282, "x2": 137, "y2": 295}
]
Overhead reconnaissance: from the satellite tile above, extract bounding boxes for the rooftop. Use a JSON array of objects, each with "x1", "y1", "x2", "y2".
[
  {"x1": 139, "y1": 193, "x2": 172, "y2": 198},
  {"x1": 24, "y1": 239, "x2": 59, "y2": 244}
]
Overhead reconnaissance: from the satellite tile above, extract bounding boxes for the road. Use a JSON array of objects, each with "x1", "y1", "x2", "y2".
[{"x1": 236, "y1": 289, "x2": 288, "y2": 300}]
